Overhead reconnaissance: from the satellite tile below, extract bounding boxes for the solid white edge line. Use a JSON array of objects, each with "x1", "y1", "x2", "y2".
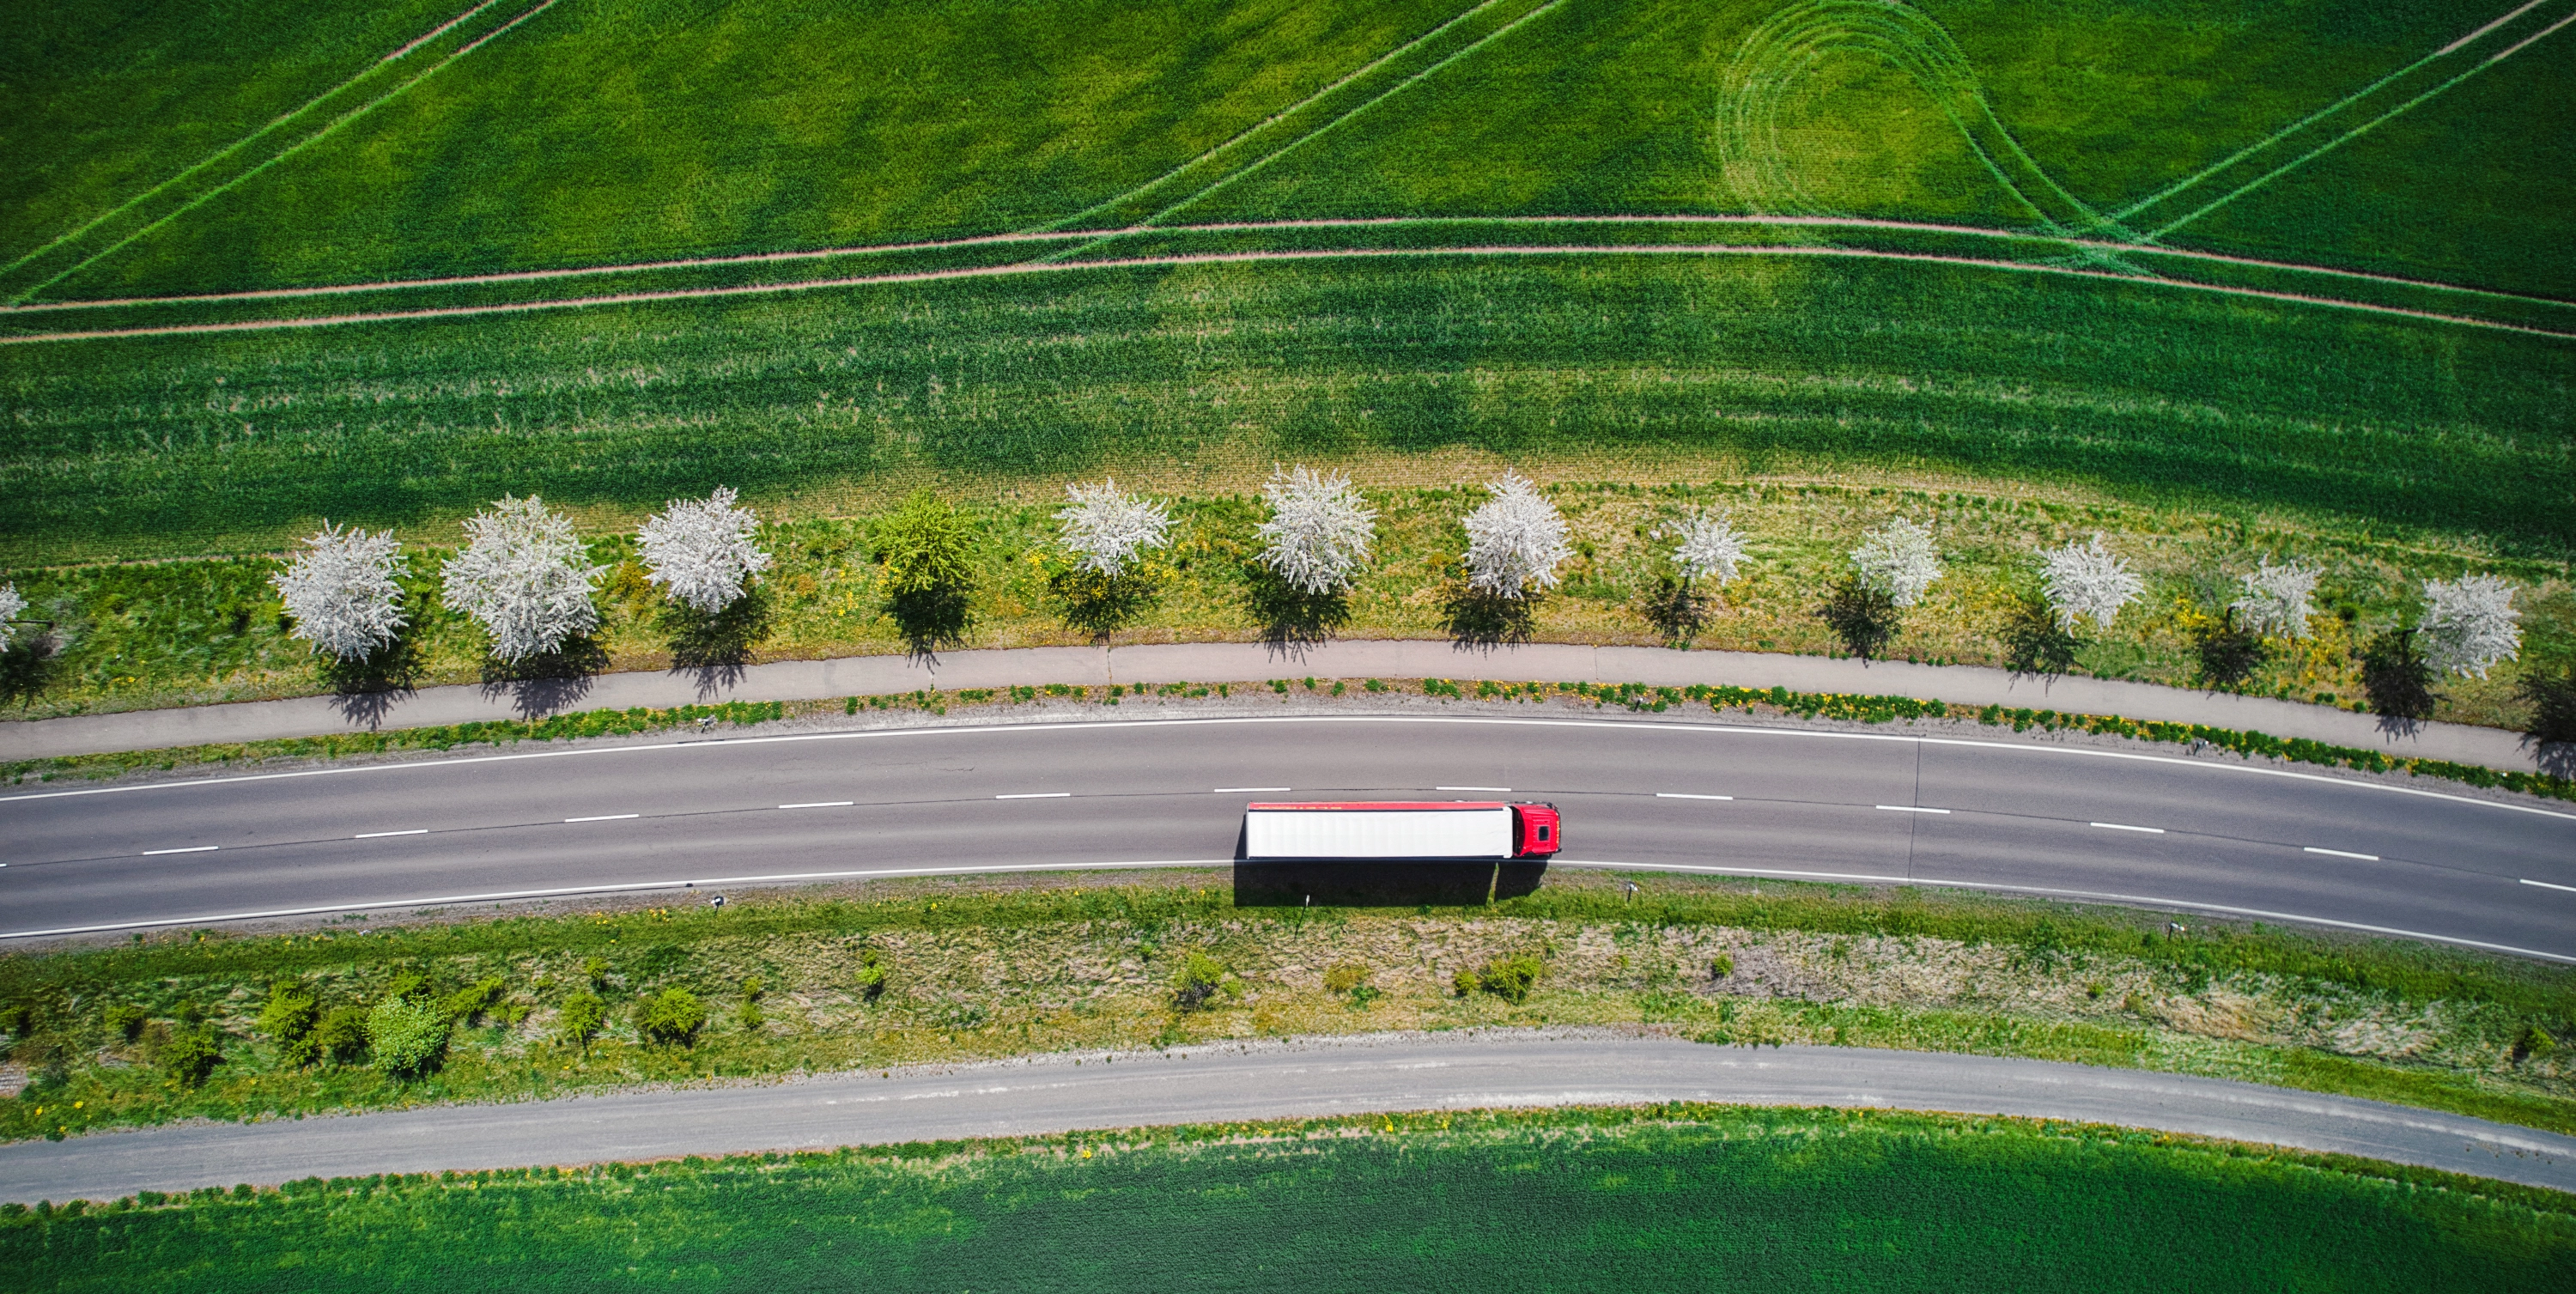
[
  {"x1": 563, "y1": 814, "x2": 640, "y2": 823},
  {"x1": 2522, "y1": 878, "x2": 2576, "y2": 894},
  {"x1": 2091, "y1": 822, "x2": 2166, "y2": 834},
  {"x1": 1550, "y1": 860, "x2": 2576, "y2": 964},
  {"x1": 1214, "y1": 787, "x2": 1292, "y2": 793},
  {"x1": 0, "y1": 860, "x2": 1236, "y2": 941},
  {"x1": 354, "y1": 829, "x2": 428, "y2": 838},
  {"x1": 2304, "y1": 846, "x2": 2382, "y2": 861},
  {"x1": 1656, "y1": 793, "x2": 1735, "y2": 800},
  {"x1": 140, "y1": 845, "x2": 216, "y2": 855},
  {"x1": 776, "y1": 801, "x2": 854, "y2": 810},
  {"x1": 995, "y1": 792, "x2": 1072, "y2": 799},
  {"x1": 1876, "y1": 805, "x2": 1950, "y2": 814},
  {"x1": 3, "y1": 714, "x2": 2568, "y2": 823},
  {"x1": 1437, "y1": 786, "x2": 1510, "y2": 792}
]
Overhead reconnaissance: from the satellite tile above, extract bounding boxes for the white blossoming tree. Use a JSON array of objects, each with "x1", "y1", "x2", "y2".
[
  {"x1": 1462, "y1": 471, "x2": 1572, "y2": 598},
  {"x1": 271, "y1": 523, "x2": 408, "y2": 660},
  {"x1": 0, "y1": 583, "x2": 25, "y2": 653},
  {"x1": 1664, "y1": 509, "x2": 1749, "y2": 592},
  {"x1": 1850, "y1": 518, "x2": 1942, "y2": 606},
  {"x1": 637, "y1": 486, "x2": 773, "y2": 613},
  {"x1": 2420, "y1": 574, "x2": 2521, "y2": 678},
  {"x1": 1256, "y1": 465, "x2": 1377, "y2": 594},
  {"x1": 1056, "y1": 478, "x2": 1172, "y2": 577},
  {"x1": 2232, "y1": 559, "x2": 2319, "y2": 640},
  {"x1": 440, "y1": 495, "x2": 605, "y2": 662},
  {"x1": 2037, "y1": 533, "x2": 2145, "y2": 633}
]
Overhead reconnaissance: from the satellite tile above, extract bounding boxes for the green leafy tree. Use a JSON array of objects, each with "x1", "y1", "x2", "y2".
[
  {"x1": 259, "y1": 983, "x2": 321, "y2": 1066},
  {"x1": 314, "y1": 1005, "x2": 370, "y2": 1065},
  {"x1": 875, "y1": 489, "x2": 976, "y2": 595},
  {"x1": 1171, "y1": 951, "x2": 1230, "y2": 1012},
  {"x1": 637, "y1": 987, "x2": 708, "y2": 1046},
  {"x1": 556, "y1": 991, "x2": 607, "y2": 1053},
  {"x1": 366, "y1": 997, "x2": 450, "y2": 1079},
  {"x1": 159, "y1": 1027, "x2": 223, "y2": 1087}
]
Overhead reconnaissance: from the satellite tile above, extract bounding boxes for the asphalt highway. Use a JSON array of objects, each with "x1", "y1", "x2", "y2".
[
  {"x1": 3, "y1": 713, "x2": 2572, "y2": 958},
  {"x1": 6, "y1": 1031, "x2": 2573, "y2": 1201}
]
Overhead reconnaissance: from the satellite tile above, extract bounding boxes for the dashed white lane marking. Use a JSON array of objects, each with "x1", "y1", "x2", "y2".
[
  {"x1": 564, "y1": 814, "x2": 640, "y2": 823},
  {"x1": 142, "y1": 846, "x2": 217, "y2": 855},
  {"x1": 1437, "y1": 786, "x2": 1510, "y2": 792},
  {"x1": 1214, "y1": 787, "x2": 1291, "y2": 793},
  {"x1": 1877, "y1": 805, "x2": 1950, "y2": 814},
  {"x1": 2092, "y1": 822, "x2": 2166, "y2": 834},
  {"x1": 355, "y1": 829, "x2": 428, "y2": 838},
  {"x1": 1656, "y1": 793, "x2": 1735, "y2": 801},
  {"x1": 777, "y1": 801, "x2": 854, "y2": 810},
  {"x1": 2305, "y1": 846, "x2": 2381, "y2": 861},
  {"x1": 2520, "y1": 878, "x2": 2576, "y2": 894},
  {"x1": 995, "y1": 793, "x2": 1072, "y2": 799}
]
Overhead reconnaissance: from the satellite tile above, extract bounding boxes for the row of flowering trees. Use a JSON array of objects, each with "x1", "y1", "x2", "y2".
[{"x1": 257, "y1": 475, "x2": 2527, "y2": 702}]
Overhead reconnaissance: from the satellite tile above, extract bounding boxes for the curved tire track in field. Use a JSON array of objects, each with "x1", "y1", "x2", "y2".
[{"x1": 4, "y1": 238, "x2": 2572, "y2": 347}]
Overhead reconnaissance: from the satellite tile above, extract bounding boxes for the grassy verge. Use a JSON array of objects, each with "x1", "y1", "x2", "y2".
[
  {"x1": 13, "y1": 677, "x2": 2569, "y2": 806},
  {"x1": 3, "y1": 870, "x2": 2569, "y2": 1144},
  {"x1": 6, "y1": 1105, "x2": 2571, "y2": 1290},
  {"x1": 4, "y1": 473, "x2": 2569, "y2": 729}
]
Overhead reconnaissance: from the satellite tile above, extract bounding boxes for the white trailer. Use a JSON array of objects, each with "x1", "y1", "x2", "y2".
[{"x1": 1242, "y1": 801, "x2": 1562, "y2": 861}]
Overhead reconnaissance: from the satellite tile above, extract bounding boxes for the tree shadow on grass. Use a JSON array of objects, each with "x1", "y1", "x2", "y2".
[
  {"x1": 1642, "y1": 577, "x2": 1708, "y2": 647},
  {"x1": 888, "y1": 586, "x2": 974, "y2": 661},
  {"x1": 0, "y1": 632, "x2": 61, "y2": 709},
  {"x1": 1241, "y1": 565, "x2": 1351, "y2": 656},
  {"x1": 1050, "y1": 568, "x2": 1161, "y2": 642},
  {"x1": 1999, "y1": 593, "x2": 2081, "y2": 678},
  {"x1": 1441, "y1": 584, "x2": 1538, "y2": 649},
  {"x1": 661, "y1": 589, "x2": 774, "y2": 697},
  {"x1": 479, "y1": 635, "x2": 611, "y2": 720},
  {"x1": 319, "y1": 632, "x2": 426, "y2": 729},
  {"x1": 1818, "y1": 577, "x2": 1900, "y2": 660}
]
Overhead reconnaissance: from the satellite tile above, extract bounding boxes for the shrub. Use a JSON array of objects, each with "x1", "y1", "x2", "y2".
[
  {"x1": 1473, "y1": 955, "x2": 1543, "y2": 1005},
  {"x1": 855, "y1": 951, "x2": 888, "y2": 1002},
  {"x1": 313, "y1": 1005, "x2": 369, "y2": 1065},
  {"x1": 2515, "y1": 1023, "x2": 2559, "y2": 1063},
  {"x1": 366, "y1": 997, "x2": 450, "y2": 1078},
  {"x1": 1322, "y1": 963, "x2": 1369, "y2": 994},
  {"x1": 444, "y1": 976, "x2": 507, "y2": 1025},
  {"x1": 102, "y1": 1003, "x2": 147, "y2": 1042},
  {"x1": 1452, "y1": 968, "x2": 1480, "y2": 997},
  {"x1": 258, "y1": 985, "x2": 320, "y2": 1066},
  {"x1": 1171, "y1": 951, "x2": 1230, "y2": 1012},
  {"x1": 636, "y1": 988, "x2": 707, "y2": 1047},
  {"x1": 1710, "y1": 955, "x2": 1735, "y2": 981},
  {"x1": 738, "y1": 977, "x2": 766, "y2": 1033},
  {"x1": 159, "y1": 1026, "x2": 223, "y2": 1087},
  {"x1": 556, "y1": 991, "x2": 606, "y2": 1051}
]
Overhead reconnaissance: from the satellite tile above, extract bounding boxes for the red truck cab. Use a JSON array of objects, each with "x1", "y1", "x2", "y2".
[{"x1": 1514, "y1": 803, "x2": 1563, "y2": 858}]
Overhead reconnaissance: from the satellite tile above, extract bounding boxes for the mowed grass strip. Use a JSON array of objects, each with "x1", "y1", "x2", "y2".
[{"x1": 6, "y1": 1108, "x2": 2571, "y2": 1291}]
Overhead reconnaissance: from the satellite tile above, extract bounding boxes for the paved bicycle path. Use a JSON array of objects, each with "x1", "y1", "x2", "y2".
[
  {"x1": 5, "y1": 1032, "x2": 2571, "y2": 1203},
  {"x1": 0, "y1": 641, "x2": 2545, "y2": 769}
]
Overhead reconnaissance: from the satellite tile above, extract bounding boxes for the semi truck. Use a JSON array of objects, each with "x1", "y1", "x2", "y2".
[{"x1": 1242, "y1": 800, "x2": 1562, "y2": 861}]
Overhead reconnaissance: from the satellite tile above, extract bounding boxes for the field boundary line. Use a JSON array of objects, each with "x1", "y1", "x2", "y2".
[
  {"x1": 0, "y1": 0, "x2": 506, "y2": 282},
  {"x1": 2146, "y1": 9, "x2": 2576, "y2": 241},
  {"x1": 1034, "y1": 0, "x2": 1508, "y2": 234},
  {"x1": 2109, "y1": 0, "x2": 2559, "y2": 222},
  {"x1": 12, "y1": 0, "x2": 561, "y2": 304},
  {"x1": 9, "y1": 214, "x2": 2566, "y2": 316},
  {"x1": 8, "y1": 241, "x2": 2572, "y2": 346}
]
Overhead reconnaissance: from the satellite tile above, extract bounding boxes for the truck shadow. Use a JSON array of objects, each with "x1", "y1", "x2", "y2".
[{"x1": 1231, "y1": 861, "x2": 1548, "y2": 908}]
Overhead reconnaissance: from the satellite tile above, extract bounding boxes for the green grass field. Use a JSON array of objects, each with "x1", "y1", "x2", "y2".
[
  {"x1": 6, "y1": 1108, "x2": 2572, "y2": 1291},
  {"x1": 3, "y1": 0, "x2": 2570, "y2": 570}
]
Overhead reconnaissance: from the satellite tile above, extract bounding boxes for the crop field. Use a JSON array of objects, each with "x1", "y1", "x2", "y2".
[
  {"x1": 7, "y1": 1106, "x2": 2572, "y2": 1291},
  {"x1": 3, "y1": 0, "x2": 2571, "y2": 572}
]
